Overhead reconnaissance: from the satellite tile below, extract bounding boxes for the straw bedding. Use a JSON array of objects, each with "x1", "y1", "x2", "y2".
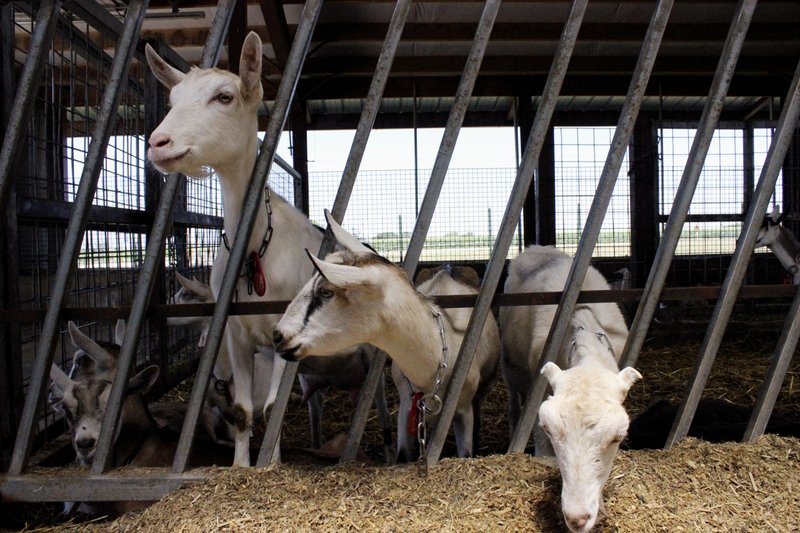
[{"x1": 6, "y1": 322, "x2": 800, "y2": 532}]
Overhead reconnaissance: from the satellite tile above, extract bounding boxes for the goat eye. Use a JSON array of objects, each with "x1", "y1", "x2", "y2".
[
  {"x1": 318, "y1": 287, "x2": 333, "y2": 299},
  {"x1": 216, "y1": 93, "x2": 233, "y2": 104}
]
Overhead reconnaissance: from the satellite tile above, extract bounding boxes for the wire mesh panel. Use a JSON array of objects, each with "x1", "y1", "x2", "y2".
[
  {"x1": 309, "y1": 166, "x2": 522, "y2": 263},
  {"x1": 553, "y1": 126, "x2": 632, "y2": 258},
  {"x1": 658, "y1": 124, "x2": 787, "y2": 286}
]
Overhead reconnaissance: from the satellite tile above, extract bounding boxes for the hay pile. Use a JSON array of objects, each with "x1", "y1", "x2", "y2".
[{"x1": 47, "y1": 435, "x2": 799, "y2": 532}]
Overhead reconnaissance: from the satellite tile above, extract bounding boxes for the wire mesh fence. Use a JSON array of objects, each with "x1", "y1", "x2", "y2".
[{"x1": 308, "y1": 167, "x2": 523, "y2": 263}]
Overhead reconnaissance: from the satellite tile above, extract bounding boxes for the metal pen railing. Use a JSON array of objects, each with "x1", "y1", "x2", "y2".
[
  {"x1": 8, "y1": 0, "x2": 149, "y2": 475},
  {"x1": 257, "y1": 0, "x2": 414, "y2": 467},
  {"x1": 506, "y1": 0, "x2": 674, "y2": 455}
]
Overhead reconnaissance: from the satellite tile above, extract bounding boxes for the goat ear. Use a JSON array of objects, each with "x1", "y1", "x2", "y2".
[
  {"x1": 144, "y1": 43, "x2": 185, "y2": 90},
  {"x1": 114, "y1": 319, "x2": 126, "y2": 346},
  {"x1": 769, "y1": 204, "x2": 781, "y2": 222},
  {"x1": 68, "y1": 322, "x2": 115, "y2": 372},
  {"x1": 324, "y1": 209, "x2": 372, "y2": 254},
  {"x1": 239, "y1": 31, "x2": 263, "y2": 98},
  {"x1": 617, "y1": 367, "x2": 642, "y2": 398},
  {"x1": 50, "y1": 363, "x2": 73, "y2": 393},
  {"x1": 541, "y1": 362, "x2": 563, "y2": 389},
  {"x1": 176, "y1": 271, "x2": 214, "y2": 300},
  {"x1": 307, "y1": 250, "x2": 372, "y2": 288},
  {"x1": 127, "y1": 365, "x2": 160, "y2": 396}
]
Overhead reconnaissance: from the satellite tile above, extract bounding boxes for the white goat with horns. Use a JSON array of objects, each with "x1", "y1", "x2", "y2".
[
  {"x1": 273, "y1": 211, "x2": 500, "y2": 461},
  {"x1": 146, "y1": 32, "x2": 389, "y2": 465},
  {"x1": 500, "y1": 245, "x2": 641, "y2": 533}
]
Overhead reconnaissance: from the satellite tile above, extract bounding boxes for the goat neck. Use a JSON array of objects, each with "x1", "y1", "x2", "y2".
[
  {"x1": 375, "y1": 290, "x2": 449, "y2": 394},
  {"x1": 213, "y1": 134, "x2": 273, "y2": 257}
]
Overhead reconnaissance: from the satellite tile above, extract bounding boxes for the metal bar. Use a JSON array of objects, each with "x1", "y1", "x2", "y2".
[
  {"x1": 7, "y1": 0, "x2": 148, "y2": 476},
  {"x1": 620, "y1": 0, "x2": 758, "y2": 370},
  {"x1": 338, "y1": 0, "x2": 501, "y2": 465},
  {"x1": 667, "y1": 56, "x2": 800, "y2": 448},
  {"x1": 744, "y1": 286, "x2": 800, "y2": 442},
  {"x1": 260, "y1": 0, "x2": 411, "y2": 467},
  {"x1": 201, "y1": 0, "x2": 238, "y2": 67},
  {"x1": 65, "y1": 0, "x2": 188, "y2": 70},
  {"x1": 91, "y1": 0, "x2": 235, "y2": 476},
  {"x1": 319, "y1": 0, "x2": 413, "y2": 253},
  {"x1": 425, "y1": 0, "x2": 590, "y2": 467},
  {"x1": 182, "y1": 0, "x2": 324, "y2": 473},
  {"x1": 507, "y1": 0, "x2": 673, "y2": 455},
  {"x1": 0, "y1": 0, "x2": 62, "y2": 212},
  {"x1": 2, "y1": 283, "x2": 798, "y2": 325},
  {"x1": 1, "y1": 472, "x2": 205, "y2": 503}
]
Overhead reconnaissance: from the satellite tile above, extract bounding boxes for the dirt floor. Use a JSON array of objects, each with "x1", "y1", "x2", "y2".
[{"x1": 3, "y1": 306, "x2": 800, "y2": 532}]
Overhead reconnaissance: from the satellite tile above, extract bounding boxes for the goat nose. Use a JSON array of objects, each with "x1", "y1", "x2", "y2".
[
  {"x1": 76, "y1": 437, "x2": 96, "y2": 451},
  {"x1": 148, "y1": 132, "x2": 171, "y2": 149},
  {"x1": 567, "y1": 513, "x2": 591, "y2": 530},
  {"x1": 272, "y1": 330, "x2": 284, "y2": 347}
]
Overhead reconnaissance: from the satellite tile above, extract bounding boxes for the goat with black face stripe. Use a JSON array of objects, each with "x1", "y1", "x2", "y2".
[{"x1": 273, "y1": 211, "x2": 500, "y2": 461}]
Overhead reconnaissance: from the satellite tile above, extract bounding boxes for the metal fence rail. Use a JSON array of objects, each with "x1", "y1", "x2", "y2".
[
  {"x1": 620, "y1": 0, "x2": 758, "y2": 372},
  {"x1": 9, "y1": 0, "x2": 150, "y2": 475},
  {"x1": 258, "y1": 0, "x2": 413, "y2": 467},
  {"x1": 668, "y1": 57, "x2": 800, "y2": 448}
]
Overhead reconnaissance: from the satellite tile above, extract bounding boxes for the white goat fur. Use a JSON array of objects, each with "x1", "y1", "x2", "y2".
[
  {"x1": 168, "y1": 273, "x2": 391, "y2": 452},
  {"x1": 146, "y1": 33, "x2": 385, "y2": 465},
  {"x1": 755, "y1": 206, "x2": 800, "y2": 284},
  {"x1": 500, "y1": 245, "x2": 640, "y2": 533},
  {"x1": 500, "y1": 245, "x2": 629, "y2": 433},
  {"x1": 273, "y1": 213, "x2": 500, "y2": 460}
]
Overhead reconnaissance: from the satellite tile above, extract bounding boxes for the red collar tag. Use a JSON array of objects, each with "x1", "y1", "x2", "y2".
[
  {"x1": 249, "y1": 251, "x2": 267, "y2": 296},
  {"x1": 407, "y1": 392, "x2": 425, "y2": 436}
]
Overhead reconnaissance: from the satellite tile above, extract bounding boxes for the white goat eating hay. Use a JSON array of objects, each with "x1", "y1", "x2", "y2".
[
  {"x1": 500, "y1": 245, "x2": 641, "y2": 533},
  {"x1": 145, "y1": 32, "x2": 389, "y2": 465},
  {"x1": 273, "y1": 211, "x2": 500, "y2": 461}
]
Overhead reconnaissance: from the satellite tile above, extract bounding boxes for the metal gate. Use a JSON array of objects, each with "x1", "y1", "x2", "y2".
[{"x1": 1, "y1": 0, "x2": 799, "y2": 506}]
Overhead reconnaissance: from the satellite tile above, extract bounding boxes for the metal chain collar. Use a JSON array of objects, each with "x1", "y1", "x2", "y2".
[
  {"x1": 569, "y1": 323, "x2": 616, "y2": 364},
  {"x1": 220, "y1": 186, "x2": 274, "y2": 295},
  {"x1": 408, "y1": 306, "x2": 449, "y2": 461}
]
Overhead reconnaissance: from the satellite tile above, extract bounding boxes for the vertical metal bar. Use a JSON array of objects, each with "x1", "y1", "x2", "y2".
[
  {"x1": 620, "y1": 0, "x2": 758, "y2": 370},
  {"x1": 504, "y1": 0, "x2": 673, "y2": 456},
  {"x1": 669, "y1": 58, "x2": 800, "y2": 448},
  {"x1": 181, "y1": 0, "x2": 324, "y2": 473},
  {"x1": 259, "y1": 0, "x2": 412, "y2": 467},
  {"x1": 0, "y1": 0, "x2": 63, "y2": 212},
  {"x1": 91, "y1": 0, "x2": 237, "y2": 476},
  {"x1": 8, "y1": 0, "x2": 148, "y2": 476},
  {"x1": 424, "y1": 0, "x2": 589, "y2": 466},
  {"x1": 338, "y1": 0, "x2": 500, "y2": 464}
]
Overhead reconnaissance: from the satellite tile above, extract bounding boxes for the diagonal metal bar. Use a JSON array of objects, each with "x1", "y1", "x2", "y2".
[
  {"x1": 667, "y1": 56, "x2": 800, "y2": 449},
  {"x1": 8, "y1": 0, "x2": 149, "y2": 476},
  {"x1": 176, "y1": 0, "x2": 324, "y2": 472},
  {"x1": 744, "y1": 286, "x2": 800, "y2": 442},
  {"x1": 0, "y1": 0, "x2": 63, "y2": 212},
  {"x1": 506, "y1": 0, "x2": 673, "y2": 455},
  {"x1": 338, "y1": 0, "x2": 501, "y2": 464},
  {"x1": 91, "y1": 0, "x2": 238, "y2": 475},
  {"x1": 425, "y1": 0, "x2": 589, "y2": 466},
  {"x1": 259, "y1": 0, "x2": 413, "y2": 467},
  {"x1": 620, "y1": 0, "x2": 758, "y2": 370}
]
